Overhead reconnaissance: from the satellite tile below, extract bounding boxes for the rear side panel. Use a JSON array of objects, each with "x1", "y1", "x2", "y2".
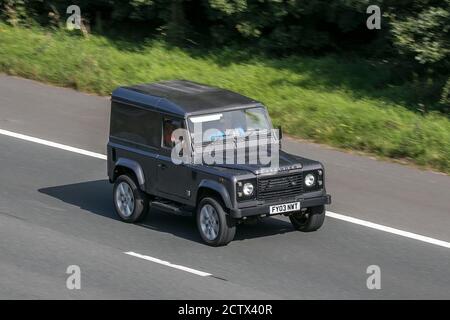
[{"x1": 108, "y1": 140, "x2": 159, "y2": 194}]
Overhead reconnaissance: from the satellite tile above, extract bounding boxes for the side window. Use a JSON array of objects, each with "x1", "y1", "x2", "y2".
[
  {"x1": 110, "y1": 102, "x2": 161, "y2": 148},
  {"x1": 162, "y1": 118, "x2": 183, "y2": 148}
]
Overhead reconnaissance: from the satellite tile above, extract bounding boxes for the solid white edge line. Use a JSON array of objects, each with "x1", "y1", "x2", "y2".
[
  {"x1": 1, "y1": 127, "x2": 449, "y2": 250},
  {"x1": 124, "y1": 251, "x2": 212, "y2": 277},
  {"x1": 0, "y1": 128, "x2": 106, "y2": 160},
  {"x1": 326, "y1": 211, "x2": 450, "y2": 249}
]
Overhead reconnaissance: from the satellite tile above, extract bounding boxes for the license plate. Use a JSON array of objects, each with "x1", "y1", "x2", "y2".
[{"x1": 269, "y1": 202, "x2": 301, "y2": 215}]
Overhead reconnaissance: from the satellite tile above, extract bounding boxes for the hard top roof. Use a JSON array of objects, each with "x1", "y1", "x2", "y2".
[{"x1": 111, "y1": 80, "x2": 261, "y2": 117}]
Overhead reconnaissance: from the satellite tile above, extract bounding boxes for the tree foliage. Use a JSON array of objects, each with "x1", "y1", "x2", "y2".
[
  {"x1": 389, "y1": 0, "x2": 450, "y2": 104},
  {"x1": 1, "y1": 0, "x2": 449, "y2": 108}
]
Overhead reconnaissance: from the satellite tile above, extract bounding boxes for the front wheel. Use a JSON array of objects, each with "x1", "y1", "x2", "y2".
[
  {"x1": 289, "y1": 205, "x2": 325, "y2": 232},
  {"x1": 196, "y1": 197, "x2": 236, "y2": 246}
]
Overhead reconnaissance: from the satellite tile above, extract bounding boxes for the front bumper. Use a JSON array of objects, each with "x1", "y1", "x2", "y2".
[{"x1": 229, "y1": 194, "x2": 331, "y2": 219}]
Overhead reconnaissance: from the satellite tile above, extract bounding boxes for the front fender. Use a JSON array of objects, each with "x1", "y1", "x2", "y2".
[{"x1": 198, "y1": 179, "x2": 233, "y2": 209}]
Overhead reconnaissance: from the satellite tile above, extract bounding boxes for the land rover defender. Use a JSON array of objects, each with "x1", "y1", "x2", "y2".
[{"x1": 107, "y1": 80, "x2": 331, "y2": 246}]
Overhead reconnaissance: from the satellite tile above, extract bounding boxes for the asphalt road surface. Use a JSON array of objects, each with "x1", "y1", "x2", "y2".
[{"x1": 0, "y1": 74, "x2": 449, "y2": 299}]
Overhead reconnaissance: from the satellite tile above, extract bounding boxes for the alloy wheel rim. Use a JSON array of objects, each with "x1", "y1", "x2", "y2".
[
  {"x1": 200, "y1": 204, "x2": 220, "y2": 241},
  {"x1": 115, "y1": 181, "x2": 135, "y2": 217}
]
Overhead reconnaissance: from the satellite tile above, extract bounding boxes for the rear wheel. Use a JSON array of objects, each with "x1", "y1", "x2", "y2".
[
  {"x1": 196, "y1": 197, "x2": 236, "y2": 246},
  {"x1": 289, "y1": 205, "x2": 325, "y2": 232},
  {"x1": 113, "y1": 174, "x2": 149, "y2": 223}
]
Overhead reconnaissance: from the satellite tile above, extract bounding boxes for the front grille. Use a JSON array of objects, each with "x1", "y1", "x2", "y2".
[{"x1": 257, "y1": 172, "x2": 303, "y2": 201}]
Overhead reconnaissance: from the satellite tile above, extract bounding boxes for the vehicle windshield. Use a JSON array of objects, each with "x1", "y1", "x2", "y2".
[{"x1": 187, "y1": 107, "x2": 273, "y2": 144}]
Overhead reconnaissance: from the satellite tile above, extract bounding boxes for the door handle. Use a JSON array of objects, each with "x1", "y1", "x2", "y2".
[{"x1": 158, "y1": 163, "x2": 167, "y2": 169}]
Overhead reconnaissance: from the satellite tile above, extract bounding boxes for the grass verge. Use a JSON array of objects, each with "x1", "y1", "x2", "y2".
[{"x1": 0, "y1": 23, "x2": 449, "y2": 173}]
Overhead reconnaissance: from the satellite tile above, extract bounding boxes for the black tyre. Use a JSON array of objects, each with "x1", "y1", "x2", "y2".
[
  {"x1": 289, "y1": 205, "x2": 325, "y2": 232},
  {"x1": 196, "y1": 197, "x2": 236, "y2": 246},
  {"x1": 113, "y1": 174, "x2": 149, "y2": 223}
]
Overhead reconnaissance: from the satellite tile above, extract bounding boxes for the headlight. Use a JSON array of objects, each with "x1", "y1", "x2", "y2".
[
  {"x1": 304, "y1": 173, "x2": 316, "y2": 187},
  {"x1": 243, "y1": 182, "x2": 254, "y2": 196},
  {"x1": 237, "y1": 180, "x2": 256, "y2": 200}
]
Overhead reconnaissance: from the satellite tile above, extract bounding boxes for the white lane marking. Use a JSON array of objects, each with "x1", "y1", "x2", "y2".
[
  {"x1": 326, "y1": 211, "x2": 450, "y2": 249},
  {"x1": 124, "y1": 251, "x2": 212, "y2": 277},
  {"x1": 1, "y1": 128, "x2": 449, "y2": 250},
  {"x1": 0, "y1": 128, "x2": 106, "y2": 160}
]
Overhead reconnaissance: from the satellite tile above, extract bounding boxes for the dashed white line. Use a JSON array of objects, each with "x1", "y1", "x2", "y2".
[
  {"x1": 1, "y1": 127, "x2": 449, "y2": 251},
  {"x1": 124, "y1": 251, "x2": 212, "y2": 277},
  {"x1": 0, "y1": 128, "x2": 106, "y2": 160}
]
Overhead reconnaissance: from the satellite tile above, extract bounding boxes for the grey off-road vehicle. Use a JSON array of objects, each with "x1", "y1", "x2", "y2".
[{"x1": 107, "y1": 80, "x2": 331, "y2": 246}]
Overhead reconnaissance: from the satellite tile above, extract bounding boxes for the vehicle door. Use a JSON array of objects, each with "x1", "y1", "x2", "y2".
[{"x1": 155, "y1": 117, "x2": 192, "y2": 201}]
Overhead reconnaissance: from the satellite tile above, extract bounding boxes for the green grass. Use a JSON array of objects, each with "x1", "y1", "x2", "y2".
[{"x1": 1, "y1": 23, "x2": 449, "y2": 173}]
